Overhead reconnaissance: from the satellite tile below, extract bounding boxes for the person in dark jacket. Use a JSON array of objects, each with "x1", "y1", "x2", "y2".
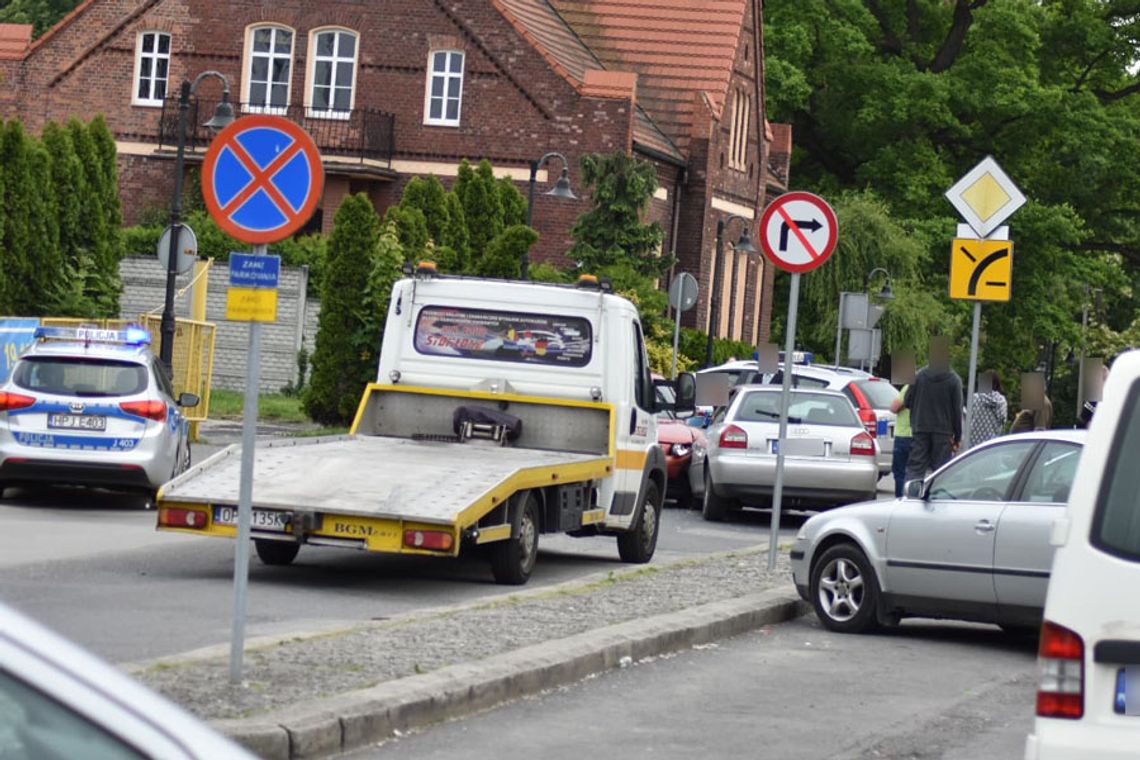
[{"x1": 903, "y1": 351, "x2": 963, "y2": 480}]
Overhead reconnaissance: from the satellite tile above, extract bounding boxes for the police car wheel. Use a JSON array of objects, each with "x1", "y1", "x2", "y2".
[{"x1": 255, "y1": 539, "x2": 300, "y2": 566}]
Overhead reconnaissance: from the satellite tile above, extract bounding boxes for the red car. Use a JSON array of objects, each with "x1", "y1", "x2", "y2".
[{"x1": 657, "y1": 415, "x2": 706, "y2": 507}]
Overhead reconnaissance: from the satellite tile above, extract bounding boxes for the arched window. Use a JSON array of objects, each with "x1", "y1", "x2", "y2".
[
  {"x1": 307, "y1": 28, "x2": 358, "y2": 119},
  {"x1": 244, "y1": 25, "x2": 294, "y2": 113},
  {"x1": 424, "y1": 50, "x2": 465, "y2": 126},
  {"x1": 133, "y1": 31, "x2": 170, "y2": 106}
]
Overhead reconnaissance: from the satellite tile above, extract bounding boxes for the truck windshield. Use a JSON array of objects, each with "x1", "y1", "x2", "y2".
[
  {"x1": 414, "y1": 306, "x2": 592, "y2": 367},
  {"x1": 1091, "y1": 381, "x2": 1140, "y2": 563}
]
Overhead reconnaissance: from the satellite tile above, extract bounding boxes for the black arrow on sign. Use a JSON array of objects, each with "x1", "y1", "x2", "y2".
[
  {"x1": 779, "y1": 219, "x2": 823, "y2": 251},
  {"x1": 964, "y1": 246, "x2": 1010, "y2": 296}
]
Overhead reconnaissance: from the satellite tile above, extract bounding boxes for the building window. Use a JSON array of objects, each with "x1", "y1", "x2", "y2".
[
  {"x1": 307, "y1": 28, "x2": 358, "y2": 119},
  {"x1": 133, "y1": 32, "x2": 170, "y2": 106},
  {"x1": 729, "y1": 87, "x2": 750, "y2": 171},
  {"x1": 245, "y1": 25, "x2": 294, "y2": 112},
  {"x1": 424, "y1": 50, "x2": 464, "y2": 126}
]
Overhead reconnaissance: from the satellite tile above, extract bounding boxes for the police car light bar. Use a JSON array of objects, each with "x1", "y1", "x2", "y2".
[
  {"x1": 34, "y1": 326, "x2": 152, "y2": 346},
  {"x1": 769, "y1": 350, "x2": 814, "y2": 365}
]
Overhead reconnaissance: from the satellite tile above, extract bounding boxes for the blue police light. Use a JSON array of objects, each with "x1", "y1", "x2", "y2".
[{"x1": 124, "y1": 327, "x2": 153, "y2": 346}]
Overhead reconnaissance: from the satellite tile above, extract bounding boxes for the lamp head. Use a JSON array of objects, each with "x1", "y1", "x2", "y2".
[
  {"x1": 546, "y1": 167, "x2": 577, "y2": 200},
  {"x1": 877, "y1": 281, "x2": 894, "y2": 300},
  {"x1": 734, "y1": 228, "x2": 758, "y2": 254},
  {"x1": 204, "y1": 93, "x2": 236, "y2": 131}
]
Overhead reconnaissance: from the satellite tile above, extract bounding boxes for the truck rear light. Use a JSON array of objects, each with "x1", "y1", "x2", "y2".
[
  {"x1": 857, "y1": 408, "x2": 878, "y2": 437},
  {"x1": 719, "y1": 424, "x2": 748, "y2": 449},
  {"x1": 850, "y1": 432, "x2": 876, "y2": 456},
  {"x1": 1036, "y1": 620, "x2": 1085, "y2": 719},
  {"x1": 404, "y1": 529, "x2": 454, "y2": 551},
  {"x1": 158, "y1": 507, "x2": 207, "y2": 529},
  {"x1": 0, "y1": 392, "x2": 36, "y2": 412},
  {"x1": 120, "y1": 400, "x2": 167, "y2": 423}
]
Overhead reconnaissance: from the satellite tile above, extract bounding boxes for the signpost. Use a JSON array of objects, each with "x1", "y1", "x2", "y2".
[
  {"x1": 759, "y1": 191, "x2": 837, "y2": 570},
  {"x1": 944, "y1": 157, "x2": 1025, "y2": 449},
  {"x1": 202, "y1": 114, "x2": 323, "y2": 683},
  {"x1": 157, "y1": 224, "x2": 198, "y2": 276},
  {"x1": 668, "y1": 272, "x2": 699, "y2": 379}
]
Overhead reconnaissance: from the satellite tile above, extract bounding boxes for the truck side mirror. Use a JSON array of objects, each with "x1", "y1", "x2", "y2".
[{"x1": 674, "y1": 372, "x2": 696, "y2": 415}]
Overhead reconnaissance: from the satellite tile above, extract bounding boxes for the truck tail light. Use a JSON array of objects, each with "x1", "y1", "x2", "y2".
[
  {"x1": 404, "y1": 529, "x2": 454, "y2": 552},
  {"x1": 1036, "y1": 620, "x2": 1084, "y2": 719},
  {"x1": 719, "y1": 424, "x2": 748, "y2": 449},
  {"x1": 120, "y1": 400, "x2": 167, "y2": 423},
  {"x1": 158, "y1": 507, "x2": 207, "y2": 529},
  {"x1": 0, "y1": 392, "x2": 36, "y2": 412},
  {"x1": 857, "y1": 408, "x2": 878, "y2": 437},
  {"x1": 850, "y1": 432, "x2": 876, "y2": 456}
]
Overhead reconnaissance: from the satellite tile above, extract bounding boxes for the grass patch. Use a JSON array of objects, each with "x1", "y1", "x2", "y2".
[{"x1": 208, "y1": 389, "x2": 308, "y2": 423}]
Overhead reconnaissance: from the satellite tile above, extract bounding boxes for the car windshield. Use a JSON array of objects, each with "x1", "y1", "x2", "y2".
[
  {"x1": 13, "y1": 357, "x2": 148, "y2": 398},
  {"x1": 854, "y1": 379, "x2": 899, "y2": 410},
  {"x1": 1091, "y1": 382, "x2": 1140, "y2": 563},
  {"x1": 734, "y1": 391, "x2": 860, "y2": 427}
]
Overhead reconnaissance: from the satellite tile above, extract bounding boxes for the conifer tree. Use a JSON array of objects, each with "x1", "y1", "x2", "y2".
[
  {"x1": 478, "y1": 224, "x2": 538, "y2": 279},
  {"x1": 88, "y1": 116, "x2": 123, "y2": 315},
  {"x1": 303, "y1": 193, "x2": 380, "y2": 425},
  {"x1": 454, "y1": 159, "x2": 503, "y2": 266},
  {"x1": 399, "y1": 176, "x2": 449, "y2": 244}
]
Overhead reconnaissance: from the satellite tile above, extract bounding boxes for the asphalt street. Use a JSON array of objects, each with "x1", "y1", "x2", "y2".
[
  {"x1": 346, "y1": 615, "x2": 1039, "y2": 760},
  {"x1": 0, "y1": 462, "x2": 816, "y2": 664}
]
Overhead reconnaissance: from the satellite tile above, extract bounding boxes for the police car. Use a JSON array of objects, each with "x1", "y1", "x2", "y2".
[{"x1": 0, "y1": 326, "x2": 198, "y2": 498}]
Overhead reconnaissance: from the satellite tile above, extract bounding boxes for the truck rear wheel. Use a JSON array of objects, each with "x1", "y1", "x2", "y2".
[
  {"x1": 490, "y1": 493, "x2": 539, "y2": 585},
  {"x1": 255, "y1": 539, "x2": 300, "y2": 566},
  {"x1": 618, "y1": 480, "x2": 661, "y2": 563}
]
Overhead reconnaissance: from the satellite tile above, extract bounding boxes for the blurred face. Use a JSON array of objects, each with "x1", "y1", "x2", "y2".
[{"x1": 929, "y1": 336, "x2": 950, "y2": 371}]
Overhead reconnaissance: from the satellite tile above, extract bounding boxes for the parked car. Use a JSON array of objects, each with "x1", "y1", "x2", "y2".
[
  {"x1": 0, "y1": 326, "x2": 199, "y2": 500},
  {"x1": 789, "y1": 429, "x2": 1085, "y2": 634},
  {"x1": 654, "y1": 379, "x2": 706, "y2": 507},
  {"x1": 0, "y1": 599, "x2": 256, "y2": 759},
  {"x1": 700, "y1": 387, "x2": 880, "y2": 520},
  {"x1": 1025, "y1": 351, "x2": 1140, "y2": 759}
]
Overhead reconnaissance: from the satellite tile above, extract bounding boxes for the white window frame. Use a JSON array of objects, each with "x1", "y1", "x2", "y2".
[
  {"x1": 305, "y1": 27, "x2": 359, "y2": 120},
  {"x1": 132, "y1": 31, "x2": 171, "y2": 107},
  {"x1": 423, "y1": 49, "x2": 465, "y2": 127},
  {"x1": 241, "y1": 24, "x2": 295, "y2": 114}
]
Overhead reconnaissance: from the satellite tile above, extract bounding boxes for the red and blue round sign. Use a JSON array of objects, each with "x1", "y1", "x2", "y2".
[{"x1": 201, "y1": 115, "x2": 324, "y2": 245}]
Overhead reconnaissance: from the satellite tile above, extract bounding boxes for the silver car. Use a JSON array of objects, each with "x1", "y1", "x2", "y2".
[
  {"x1": 790, "y1": 430, "x2": 1085, "y2": 634},
  {"x1": 699, "y1": 387, "x2": 880, "y2": 520},
  {"x1": 0, "y1": 327, "x2": 198, "y2": 497}
]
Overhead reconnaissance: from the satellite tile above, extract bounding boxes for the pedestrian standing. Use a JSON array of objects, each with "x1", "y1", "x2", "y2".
[
  {"x1": 889, "y1": 384, "x2": 912, "y2": 497},
  {"x1": 903, "y1": 356, "x2": 963, "y2": 481},
  {"x1": 968, "y1": 370, "x2": 1007, "y2": 447}
]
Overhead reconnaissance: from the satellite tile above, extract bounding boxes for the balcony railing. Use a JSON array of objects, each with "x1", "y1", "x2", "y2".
[{"x1": 157, "y1": 99, "x2": 396, "y2": 165}]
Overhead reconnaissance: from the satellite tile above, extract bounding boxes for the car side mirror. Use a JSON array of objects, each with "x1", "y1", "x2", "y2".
[
  {"x1": 904, "y1": 478, "x2": 925, "y2": 500},
  {"x1": 178, "y1": 392, "x2": 200, "y2": 408},
  {"x1": 674, "y1": 372, "x2": 696, "y2": 415}
]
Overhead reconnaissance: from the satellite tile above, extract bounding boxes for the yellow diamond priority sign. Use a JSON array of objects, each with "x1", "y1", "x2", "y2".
[
  {"x1": 945, "y1": 157, "x2": 1026, "y2": 239},
  {"x1": 950, "y1": 239, "x2": 1013, "y2": 302}
]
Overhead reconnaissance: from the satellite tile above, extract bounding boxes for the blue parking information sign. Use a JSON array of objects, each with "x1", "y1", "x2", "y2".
[{"x1": 229, "y1": 253, "x2": 281, "y2": 288}]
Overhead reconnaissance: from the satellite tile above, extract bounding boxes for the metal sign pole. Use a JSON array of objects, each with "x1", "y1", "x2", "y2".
[
  {"x1": 833, "y1": 292, "x2": 845, "y2": 368},
  {"x1": 229, "y1": 242, "x2": 266, "y2": 684},
  {"x1": 962, "y1": 301, "x2": 981, "y2": 451},
  {"x1": 767, "y1": 273, "x2": 800, "y2": 571},
  {"x1": 671, "y1": 305, "x2": 682, "y2": 381}
]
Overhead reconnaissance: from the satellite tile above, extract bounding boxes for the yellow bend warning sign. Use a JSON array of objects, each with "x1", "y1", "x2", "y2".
[{"x1": 950, "y1": 239, "x2": 1013, "y2": 302}]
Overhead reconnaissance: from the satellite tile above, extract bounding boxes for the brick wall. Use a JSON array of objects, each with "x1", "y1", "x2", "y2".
[{"x1": 119, "y1": 256, "x2": 317, "y2": 393}]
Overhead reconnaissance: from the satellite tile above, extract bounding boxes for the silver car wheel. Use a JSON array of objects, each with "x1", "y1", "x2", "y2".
[{"x1": 817, "y1": 557, "x2": 865, "y2": 622}]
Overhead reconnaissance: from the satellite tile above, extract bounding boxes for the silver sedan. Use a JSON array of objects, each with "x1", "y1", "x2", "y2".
[
  {"x1": 789, "y1": 430, "x2": 1085, "y2": 634},
  {"x1": 700, "y1": 387, "x2": 880, "y2": 520}
]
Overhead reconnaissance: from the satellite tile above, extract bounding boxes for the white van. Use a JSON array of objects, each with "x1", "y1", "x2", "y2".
[{"x1": 1025, "y1": 349, "x2": 1140, "y2": 759}]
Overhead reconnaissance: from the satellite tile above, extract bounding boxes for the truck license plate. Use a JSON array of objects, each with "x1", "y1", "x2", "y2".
[
  {"x1": 212, "y1": 505, "x2": 290, "y2": 532},
  {"x1": 48, "y1": 414, "x2": 106, "y2": 431}
]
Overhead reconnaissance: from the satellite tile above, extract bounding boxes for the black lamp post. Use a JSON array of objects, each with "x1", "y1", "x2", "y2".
[
  {"x1": 705, "y1": 215, "x2": 756, "y2": 367},
  {"x1": 160, "y1": 70, "x2": 235, "y2": 373},
  {"x1": 865, "y1": 267, "x2": 895, "y2": 301},
  {"x1": 523, "y1": 152, "x2": 576, "y2": 280},
  {"x1": 725, "y1": 222, "x2": 760, "y2": 340}
]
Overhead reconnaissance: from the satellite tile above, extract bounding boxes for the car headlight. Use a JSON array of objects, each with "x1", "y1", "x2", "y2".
[{"x1": 672, "y1": 443, "x2": 691, "y2": 457}]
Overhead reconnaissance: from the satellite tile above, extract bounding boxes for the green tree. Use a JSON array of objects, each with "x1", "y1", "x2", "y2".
[
  {"x1": 87, "y1": 116, "x2": 123, "y2": 315},
  {"x1": 454, "y1": 159, "x2": 504, "y2": 266},
  {"x1": 363, "y1": 220, "x2": 406, "y2": 349},
  {"x1": 0, "y1": 0, "x2": 77, "y2": 37},
  {"x1": 399, "y1": 176, "x2": 449, "y2": 244},
  {"x1": 440, "y1": 192, "x2": 470, "y2": 270},
  {"x1": 382, "y1": 204, "x2": 428, "y2": 263},
  {"x1": 497, "y1": 176, "x2": 528, "y2": 227},
  {"x1": 304, "y1": 193, "x2": 381, "y2": 425},
  {"x1": 0, "y1": 120, "x2": 56, "y2": 314},
  {"x1": 568, "y1": 152, "x2": 667, "y2": 277},
  {"x1": 477, "y1": 224, "x2": 538, "y2": 279}
]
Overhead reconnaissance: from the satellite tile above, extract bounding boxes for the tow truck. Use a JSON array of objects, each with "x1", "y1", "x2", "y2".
[{"x1": 156, "y1": 268, "x2": 695, "y2": 584}]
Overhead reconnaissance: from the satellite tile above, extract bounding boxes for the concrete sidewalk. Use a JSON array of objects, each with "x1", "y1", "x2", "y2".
[{"x1": 127, "y1": 546, "x2": 807, "y2": 760}]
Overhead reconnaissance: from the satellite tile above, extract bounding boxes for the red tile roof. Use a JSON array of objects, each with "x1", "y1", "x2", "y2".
[{"x1": 0, "y1": 23, "x2": 32, "y2": 60}]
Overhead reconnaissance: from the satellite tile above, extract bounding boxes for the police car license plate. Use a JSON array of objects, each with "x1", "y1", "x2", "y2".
[
  {"x1": 48, "y1": 414, "x2": 106, "y2": 431},
  {"x1": 212, "y1": 505, "x2": 290, "y2": 532}
]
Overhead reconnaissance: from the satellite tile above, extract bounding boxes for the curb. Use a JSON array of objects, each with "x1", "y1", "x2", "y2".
[{"x1": 214, "y1": 587, "x2": 809, "y2": 759}]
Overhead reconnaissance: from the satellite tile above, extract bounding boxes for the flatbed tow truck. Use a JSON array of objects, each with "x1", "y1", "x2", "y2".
[{"x1": 156, "y1": 268, "x2": 695, "y2": 583}]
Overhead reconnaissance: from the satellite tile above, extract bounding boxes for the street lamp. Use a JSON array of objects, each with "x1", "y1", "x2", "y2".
[
  {"x1": 725, "y1": 224, "x2": 760, "y2": 340},
  {"x1": 866, "y1": 267, "x2": 895, "y2": 301},
  {"x1": 704, "y1": 215, "x2": 756, "y2": 367},
  {"x1": 522, "y1": 152, "x2": 577, "y2": 280},
  {"x1": 160, "y1": 70, "x2": 235, "y2": 373}
]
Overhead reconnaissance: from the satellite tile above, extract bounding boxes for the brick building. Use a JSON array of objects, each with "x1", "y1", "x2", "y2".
[{"x1": 0, "y1": 0, "x2": 790, "y2": 345}]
